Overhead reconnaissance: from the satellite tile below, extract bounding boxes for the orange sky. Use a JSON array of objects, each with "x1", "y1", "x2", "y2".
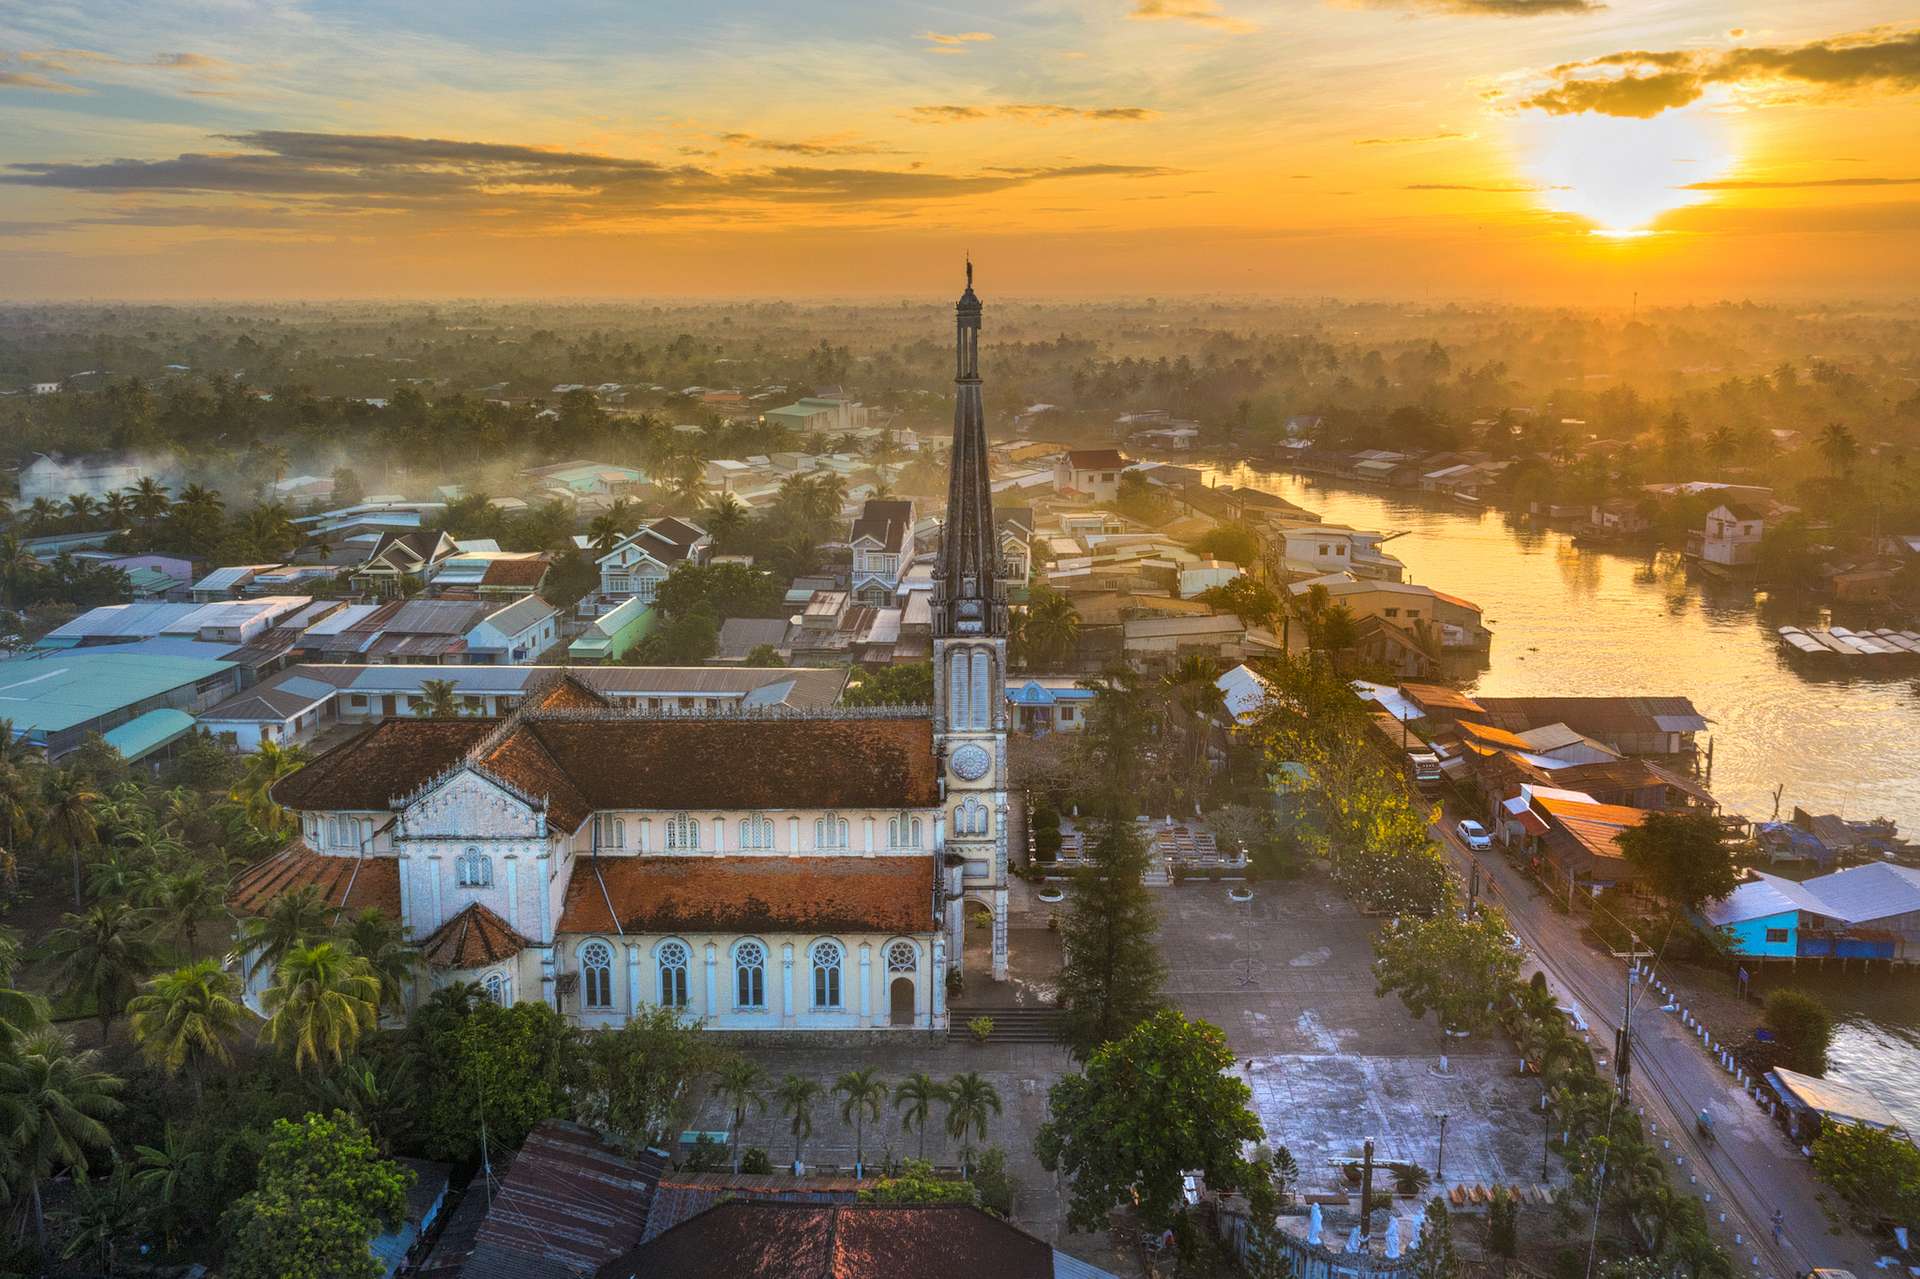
[{"x1": 1, "y1": 1, "x2": 1916, "y2": 300}]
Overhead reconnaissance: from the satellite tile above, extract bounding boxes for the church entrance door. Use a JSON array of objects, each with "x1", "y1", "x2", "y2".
[{"x1": 889, "y1": 977, "x2": 915, "y2": 1026}]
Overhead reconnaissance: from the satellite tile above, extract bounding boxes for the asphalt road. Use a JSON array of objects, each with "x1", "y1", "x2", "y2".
[{"x1": 1430, "y1": 818, "x2": 1878, "y2": 1279}]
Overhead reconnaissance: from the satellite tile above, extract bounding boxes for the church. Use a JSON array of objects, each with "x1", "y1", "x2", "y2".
[{"x1": 228, "y1": 269, "x2": 1011, "y2": 1032}]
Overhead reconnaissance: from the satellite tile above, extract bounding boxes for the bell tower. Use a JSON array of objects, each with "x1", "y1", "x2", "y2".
[{"x1": 933, "y1": 259, "x2": 1009, "y2": 982}]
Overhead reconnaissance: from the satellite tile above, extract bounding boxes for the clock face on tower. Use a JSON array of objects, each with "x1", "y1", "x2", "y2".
[{"x1": 950, "y1": 743, "x2": 992, "y2": 782}]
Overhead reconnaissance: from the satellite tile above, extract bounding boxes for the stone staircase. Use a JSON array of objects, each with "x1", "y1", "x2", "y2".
[{"x1": 947, "y1": 1006, "x2": 1066, "y2": 1044}]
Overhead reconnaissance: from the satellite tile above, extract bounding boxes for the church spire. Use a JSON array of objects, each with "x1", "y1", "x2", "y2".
[{"x1": 934, "y1": 261, "x2": 1004, "y2": 637}]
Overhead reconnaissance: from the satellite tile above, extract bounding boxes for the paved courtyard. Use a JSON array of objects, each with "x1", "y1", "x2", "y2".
[{"x1": 1155, "y1": 873, "x2": 1561, "y2": 1201}]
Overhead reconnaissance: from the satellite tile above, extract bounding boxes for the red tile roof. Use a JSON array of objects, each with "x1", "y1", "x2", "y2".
[
  {"x1": 481, "y1": 557, "x2": 552, "y2": 588},
  {"x1": 1065, "y1": 448, "x2": 1126, "y2": 470},
  {"x1": 560, "y1": 855, "x2": 936, "y2": 936},
  {"x1": 270, "y1": 718, "x2": 497, "y2": 811},
  {"x1": 227, "y1": 841, "x2": 402, "y2": 920},
  {"x1": 420, "y1": 902, "x2": 531, "y2": 969},
  {"x1": 521, "y1": 672, "x2": 615, "y2": 712}
]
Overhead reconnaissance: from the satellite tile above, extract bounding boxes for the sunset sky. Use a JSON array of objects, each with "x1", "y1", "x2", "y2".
[{"x1": 1, "y1": 0, "x2": 1916, "y2": 300}]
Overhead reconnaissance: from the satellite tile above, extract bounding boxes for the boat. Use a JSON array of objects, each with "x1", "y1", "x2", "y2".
[
  {"x1": 1449, "y1": 492, "x2": 1482, "y2": 507},
  {"x1": 1830, "y1": 627, "x2": 1907, "y2": 660},
  {"x1": 1872, "y1": 629, "x2": 1920, "y2": 655},
  {"x1": 1777, "y1": 626, "x2": 1834, "y2": 658}
]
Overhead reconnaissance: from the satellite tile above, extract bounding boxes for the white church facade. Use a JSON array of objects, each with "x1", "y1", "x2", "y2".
[{"x1": 228, "y1": 267, "x2": 1015, "y2": 1031}]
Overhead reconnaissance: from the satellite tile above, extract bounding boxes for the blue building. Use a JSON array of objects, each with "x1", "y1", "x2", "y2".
[{"x1": 1700, "y1": 863, "x2": 1920, "y2": 961}]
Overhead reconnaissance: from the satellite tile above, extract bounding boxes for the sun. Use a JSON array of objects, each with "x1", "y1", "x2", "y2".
[{"x1": 1515, "y1": 105, "x2": 1737, "y2": 237}]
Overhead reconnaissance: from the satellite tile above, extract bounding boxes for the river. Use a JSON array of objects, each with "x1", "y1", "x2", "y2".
[{"x1": 1199, "y1": 463, "x2": 1920, "y2": 1129}]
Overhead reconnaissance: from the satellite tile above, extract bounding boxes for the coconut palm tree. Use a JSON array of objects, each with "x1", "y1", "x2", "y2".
[
  {"x1": 64, "y1": 493, "x2": 100, "y2": 526},
  {"x1": 45, "y1": 900, "x2": 162, "y2": 1043},
  {"x1": 228, "y1": 738, "x2": 309, "y2": 838},
  {"x1": 0, "y1": 532, "x2": 43, "y2": 608},
  {"x1": 416, "y1": 679, "x2": 463, "y2": 719},
  {"x1": 713, "y1": 1056, "x2": 768, "y2": 1172},
  {"x1": 340, "y1": 907, "x2": 416, "y2": 1015},
  {"x1": 146, "y1": 866, "x2": 224, "y2": 959},
  {"x1": 0, "y1": 1027, "x2": 123, "y2": 1250},
  {"x1": 127, "y1": 477, "x2": 171, "y2": 527},
  {"x1": 236, "y1": 882, "x2": 334, "y2": 980},
  {"x1": 101, "y1": 490, "x2": 133, "y2": 527},
  {"x1": 775, "y1": 1074, "x2": 824, "y2": 1172},
  {"x1": 126, "y1": 959, "x2": 245, "y2": 1098},
  {"x1": 175, "y1": 483, "x2": 223, "y2": 516},
  {"x1": 133, "y1": 1125, "x2": 203, "y2": 1250},
  {"x1": 1022, "y1": 587, "x2": 1081, "y2": 670},
  {"x1": 893, "y1": 1071, "x2": 946, "y2": 1161},
  {"x1": 24, "y1": 496, "x2": 62, "y2": 533},
  {"x1": 243, "y1": 503, "x2": 298, "y2": 559},
  {"x1": 1817, "y1": 422, "x2": 1859, "y2": 476},
  {"x1": 259, "y1": 940, "x2": 380, "y2": 1072},
  {"x1": 834, "y1": 1068, "x2": 888, "y2": 1177},
  {"x1": 41, "y1": 767, "x2": 102, "y2": 907},
  {"x1": 701, "y1": 493, "x2": 749, "y2": 551},
  {"x1": 942, "y1": 1072, "x2": 1002, "y2": 1178}
]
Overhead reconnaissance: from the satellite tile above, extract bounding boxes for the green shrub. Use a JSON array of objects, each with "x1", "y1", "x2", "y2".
[
  {"x1": 739, "y1": 1147, "x2": 773, "y2": 1175},
  {"x1": 968, "y1": 1015, "x2": 994, "y2": 1043},
  {"x1": 1763, "y1": 988, "x2": 1832, "y2": 1075}
]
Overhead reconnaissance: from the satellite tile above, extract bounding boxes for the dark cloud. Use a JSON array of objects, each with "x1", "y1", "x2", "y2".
[
  {"x1": 1681, "y1": 176, "x2": 1920, "y2": 189},
  {"x1": 718, "y1": 133, "x2": 900, "y2": 157},
  {"x1": 909, "y1": 103, "x2": 1156, "y2": 124},
  {"x1": 1524, "y1": 25, "x2": 1920, "y2": 117},
  {"x1": 0, "y1": 130, "x2": 1175, "y2": 229}
]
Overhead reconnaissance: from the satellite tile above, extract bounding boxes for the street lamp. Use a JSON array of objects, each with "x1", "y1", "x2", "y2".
[
  {"x1": 1540, "y1": 1090, "x2": 1551, "y2": 1180},
  {"x1": 1434, "y1": 1111, "x2": 1450, "y2": 1183}
]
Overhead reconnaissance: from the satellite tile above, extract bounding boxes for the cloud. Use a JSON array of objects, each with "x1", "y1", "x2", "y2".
[
  {"x1": 719, "y1": 132, "x2": 900, "y2": 156},
  {"x1": 1376, "y1": 0, "x2": 1599, "y2": 12},
  {"x1": 1356, "y1": 130, "x2": 1470, "y2": 145},
  {"x1": 1522, "y1": 25, "x2": 1920, "y2": 117},
  {"x1": 1680, "y1": 175, "x2": 1920, "y2": 189},
  {"x1": 0, "y1": 130, "x2": 1174, "y2": 230},
  {"x1": 1405, "y1": 182, "x2": 1544, "y2": 191},
  {"x1": 0, "y1": 69, "x2": 87, "y2": 93},
  {"x1": 1127, "y1": 0, "x2": 1255, "y2": 35},
  {"x1": 13, "y1": 48, "x2": 235, "y2": 83},
  {"x1": 909, "y1": 103, "x2": 1156, "y2": 124},
  {"x1": 921, "y1": 31, "x2": 994, "y2": 55}
]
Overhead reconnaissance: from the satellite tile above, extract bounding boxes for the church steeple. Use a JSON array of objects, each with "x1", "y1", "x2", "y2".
[{"x1": 934, "y1": 260, "x2": 1005, "y2": 637}]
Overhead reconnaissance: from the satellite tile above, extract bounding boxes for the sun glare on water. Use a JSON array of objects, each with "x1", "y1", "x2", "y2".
[{"x1": 1517, "y1": 106, "x2": 1736, "y2": 237}]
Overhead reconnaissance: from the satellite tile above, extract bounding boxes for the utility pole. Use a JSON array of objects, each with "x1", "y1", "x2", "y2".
[
  {"x1": 1540, "y1": 1090, "x2": 1551, "y2": 1180},
  {"x1": 1468, "y1": 861, "x2": 1480, "y2": 917},
  {"x1": 1360, "y1": 1137, "x2": 1376, "y2": 1236},
  {"x1": 1616, "y1": 934, "x2": 1636, "y2": 1102},
  {"x1": 1435, "y1": 1112, "x2": 1450, "y2": 1183}
]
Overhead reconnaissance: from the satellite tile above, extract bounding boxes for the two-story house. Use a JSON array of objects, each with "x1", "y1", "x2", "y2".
[
  {"x1": 592, "y1": 518, "x2": 711, "y2": 613},
  {"x1": 849, "y1": 499, "x2": 914, "y2": 605},
  {"x1": 1052, "y1": 449, "x2": 1128, "y2": 503},
  {"x1": 1692, "y1": 503, "x2": 1766, "y2": 568}
]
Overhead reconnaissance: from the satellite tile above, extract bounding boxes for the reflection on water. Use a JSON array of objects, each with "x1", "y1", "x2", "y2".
[{"x1": 1203, "y1": 465, "x2": 1920, "y2": 1123}]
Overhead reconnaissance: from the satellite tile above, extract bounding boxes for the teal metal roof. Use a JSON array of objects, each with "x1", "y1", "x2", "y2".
[
  {"x1": 0, "y1": 651, "x2": 234, "y2": 736},
  {"x1": 102, "y1": 709, "x2": 197, "y2": 761}
]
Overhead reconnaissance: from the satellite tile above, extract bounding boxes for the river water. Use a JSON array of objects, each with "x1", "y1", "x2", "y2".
[{"x1": 1201, "y1": 463, "x2": 1920, "y2": 1128}]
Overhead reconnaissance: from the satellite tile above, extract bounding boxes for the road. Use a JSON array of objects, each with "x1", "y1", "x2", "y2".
[{"x1": 1430, "y1": 818, "x2": 1878, "y2": 1279}]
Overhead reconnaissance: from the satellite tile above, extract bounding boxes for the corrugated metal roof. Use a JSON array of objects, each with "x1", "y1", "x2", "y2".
[
  {"x1": 0, "y1": 651, "x2": 234, "y2": 735},
  {"x1": 1796, "y1": 861, "x2": 1920, "y2": 925},
  {"x1": 479, "y1": 595, "x2": 557, "y2": 637},
  {"x1": 1702, "y1": 873, "x2": 1828, "y2": 926},
  {"x1": 102, "y1": 708, "x2": 196, "y2": 761},
  {"x1": 44, "y1": 601, "x2": 198, "y2": 640},
  {"x1": 1767, "y1": 1066, "x2": 1903, "y2": 1130}
]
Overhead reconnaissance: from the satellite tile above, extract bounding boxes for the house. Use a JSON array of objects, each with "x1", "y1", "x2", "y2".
[
  {"x1": 463, "y1": 596, "x2": 561, "y2": 666},
  {"x1": 190, "y1": 564, "x2": 284, "y2": 602},
  {"x1": 1179, "y1": 559, "x2": 1241, "y2": 599},
  {"x1": 712, "y1": 616, "x2": 791, "y2": 664},
  {"x1": 1525, "y1": 790, "x2": 1651, "y2": 897},
  {"x1": 1215, "y1": 663, "x2": 1273, "y2": 725},
  {"x1": 353, "y1": 530, "x2": 460, "y2": 596},
  {"x1": 415, "y1": 1119, "x2": 664, "y2": 1278},
  {"x1": 569, "y1": 597, "x2": 658, "y2": 664},
  {"x1": 1278, "y1": 526, "x2": 1406, "y2": 581},
  {"x1": 1287, "y1": 575, "x2": 1490, "y2": 652},
  {"x1": 1702, "y1": 862, "x2": 1920, "y2": 961},
  {"x1": 597, "y1": 1202, "x2": 1117, "y2": 1279},
  {"x1": 523, "y1": 460, "x2": 648, "y2": 498},
  {"x1": 1053, "y1": 449, "x2": 1128, "y2": 503},
  {"x1": 849, "y1": 498, "x2": 914, "y2": 604},
  {"x1": 594, "y1": 518, "x2": 712, "y2": 612},
  {"x1": 765, "y1": 395, "x2": 867, "y2": 435},
  {"x1": 18, "y1": 453, "x2": 148, "y2": 504},
  {"x1": 0, "y1": 650, "x2": 242, "y2": 760},
  {"x1": 997, "y1": 509, "x2": 1034, "y2": 586},
  {"x1": 1586, "y1": 497, "x2": 1652, "y2": 536},
  {"x1": 1005, "y1": 676, "x2": 1099, "y2": 734},
  {"x1": 1469, "y1": 696, "x2": 1708, "y2": 758},
  {"x1": 370, "y1": 1159, "x2": 451, "y2": 1278},
  {"x1": 1688, "y1": 503, "x2": 1766, "y2": 568},
  {"x1": 1122, "y1": 613, "x2": 1285, "y2": 671},
  {"x1": 428, "y1": 550, "x2": 552, "y2": 597}
]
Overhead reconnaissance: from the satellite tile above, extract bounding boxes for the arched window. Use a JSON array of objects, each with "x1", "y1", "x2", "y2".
[
  {"x1": 954, "y1": 797, "x2": 989, "y2": 837},
  {"x1": 483, "y1": 971, "x2": 511, "y2": 1005},
  {"x1": 579, "y1": 941, "x2": 613, "y2": 1010},
  {"x1": 657, "y1": 941, "x2": 690, "y2": 1009},
  {"x1": 734, "y1": 941, "x2": 766, "y2": 1009},
  {"x1": 739, "y1": 814, "x2": 775, "y2": 851},
  {"x1": 887, "y1": 813, "x2": 923, "y2": 849},
  {"x1": 666, "y1": 813, "x2": 700, "y2": 851},
  {"x1": 811, "y1": 941, "x2": 843, "y2": 1008},
  {"x1": 948, "y1": 650, "x2": 968, "y2": 727},
  {"x1": 887, "y1": 941, "x2": 917, "y2": 974},
  {"x1": 969, "y1": 649, "x2": 991, "y2": 729},
  {"x1": 815, "y1": 813, "x2": 849, "y2": 850},
  {"x1": 457, "y1": 847, "x2": 492, "y2": 887}
]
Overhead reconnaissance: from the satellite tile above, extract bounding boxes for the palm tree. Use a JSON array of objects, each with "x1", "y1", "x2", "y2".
[
  {"x1": 133, "y1": 1125, "x2": 203, "y2": 1250},
  {"x1": 147, "y1": 866, "x2": 224, "y2": 959},
  {"x1": 1022, "y1": 587, "x2": 1081, "y2": 670},
  {"x1": 45, "y1": 900, "x2": 162, "y2": 1044},
  {"x1": 416, "y1": 678, "x2": 463, "y2": 719},
  {"x1": 834, "y1": 1068, "x2": 889, "y2": 1177},
  {"x1": 713, "y1": 1056, "x2": 768, "y2": 1172},
  {"x1": 127, "y1": 477, "x2": 171, "y2": 526},
  {"x1": 41, "y1": 767, "x2": 102, "y2": 907},
  {"x1": 0, "y1": 1027, "x2": 123, "y2": 1250},
  {"x1": 244, "y1": 503, "x2": 297, "y2": 559},
  {"x1": 1704, "y1": 426, "x2": 1736, "y2": 476},
  {"x1": 228, "y1": 738, "x2": 309, "y2": 838},
  {"x1": 942, "y1": 1072, "x2": 1002, "y2": 1178},
  {"x1": 1162, "y1": 654, "x2": 1227, "y2": 801},
  {"x1": 259, "y1": 940, "x2": 381, "y2": 1072},
  {"x1": 587, "y1": 504, "x2": 636, "y2": 558},
  {"x1": 176, "y1": 483, "x2": 223, "y2": 516},
  {"x1": 236, "y1": 882, "x2": 334, "y2": 980},
  {"x1": 24, "y1": 496, "x2": 61, "y2": 533},
  {"x1": 340, "y1": 908, "x2": 416, "y2": 1015},
  {"x1": 701, "y1": 493, "x2": 749, "y2": 551},
  {"x1": 775, "y1": 1074, "x2": 824, "y2": 1172},
  {"x1": 101, "y1": 490, "x2": 133, "y2": 527},
  {"x1": 126, "y1": 960, "x2": 245, "y2": 1098},
  {"x1": 0, "y1": 532, "x2": 43, "y2": 608},
  {"x1": 307, "y1": 1054, "x2": 419, "y2": 1155},
  {"x1": 893, "y1": 1071, "x2": 946, "y2": 1161},
  {"x1": 64, "y1": 493, "x2": 100, "y2": 526},
  {"x1": 1817, "y1": 422, "x2": 1859, "y2": 476}
]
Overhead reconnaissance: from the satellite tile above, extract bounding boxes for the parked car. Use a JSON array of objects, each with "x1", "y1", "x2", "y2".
[{"x1": 1454, "y1": 818, "x2": 1492, "y2": 850}]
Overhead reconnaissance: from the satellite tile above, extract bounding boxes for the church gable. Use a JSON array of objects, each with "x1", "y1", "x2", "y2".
[{"x1": 400, "y1": 766, "x2": 545, "y2": 839}]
